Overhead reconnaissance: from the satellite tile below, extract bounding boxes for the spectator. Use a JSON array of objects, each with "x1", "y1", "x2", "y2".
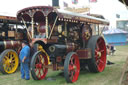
[
  {"x1": 110, "y1": 45, "x2": 116, "y2": 56},
  {"x1": 19, "y1": 41, "x2": 30, "y2": 80},
  {"x1": 106, "y1": 44, "x2": 115, "y2": 65}
]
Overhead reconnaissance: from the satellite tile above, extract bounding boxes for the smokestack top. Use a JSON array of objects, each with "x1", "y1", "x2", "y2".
[{"x1": 52, "y1": 0, "x2": 59, "y2": 8}]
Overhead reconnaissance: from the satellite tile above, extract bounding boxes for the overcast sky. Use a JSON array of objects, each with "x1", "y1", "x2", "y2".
[
  {"x1": 0, "y1": 0, "x2": 127, "y2": 28},
  {"x1": 0, "y1": 0, "x2": 52, "y2": 16},
  {"x1": 0, "y1": 0, "x2": 127, "y2": 17}
]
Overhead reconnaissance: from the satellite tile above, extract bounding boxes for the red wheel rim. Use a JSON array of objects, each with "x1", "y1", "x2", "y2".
[
  {"x1": 34, "y1": 53, "x2": 48, "y2": 80},
  {"x1": 95, "y1": 37, "x2": 106, "y2": 72},
  {"x1": 68, "y1": 54, "x2": 80, "y2": 82}
]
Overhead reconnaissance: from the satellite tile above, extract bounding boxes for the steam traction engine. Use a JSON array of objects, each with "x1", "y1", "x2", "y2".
[
  {"x1": 17, "y1": 6, "x2": 109, "y2": 83},
  {"x1": 0, "y1": 16, "x2": 27, "y2": 74}
]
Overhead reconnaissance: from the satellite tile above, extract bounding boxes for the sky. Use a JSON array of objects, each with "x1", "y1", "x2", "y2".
[
  {"x1": 0, "y1": 0, "x2": 52, "y2": 16},
  {"x1": 0, "y1": 0, "x2": 128, "y2": 28}
]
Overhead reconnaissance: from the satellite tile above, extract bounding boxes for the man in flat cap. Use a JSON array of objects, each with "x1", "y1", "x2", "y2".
[{"x1": 19, "y1": 40, "x2": 30, "y2": 80}]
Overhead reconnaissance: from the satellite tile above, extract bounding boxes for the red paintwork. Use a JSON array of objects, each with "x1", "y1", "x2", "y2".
[
  {"x1": 76, "y1": 49, "x2": 91, "y2": 59},
  {"x1": 95, "y1": 37, "x2": 106, "y2": 72},
  {"x1": 34, "y1": 53, "x2": 48, "y2": 80},
  {"x1": 68, "y1": 53, "x2": 80, "y2": 82}
]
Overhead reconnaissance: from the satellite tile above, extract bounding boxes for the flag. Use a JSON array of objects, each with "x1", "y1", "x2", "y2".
[
  {"x1": 89, "y1": 0, "x2": 97, "y2": 3},
  {"x1": 72, "y1": 0, "x2": 78, "y2": 4},
  {"x1": 63, "y1": 1, "x2": 68, "y2": 7}
]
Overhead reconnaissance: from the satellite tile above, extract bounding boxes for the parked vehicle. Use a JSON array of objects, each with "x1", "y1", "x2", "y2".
[
  {"x1": 17, "y1": 6, "x2": 109, "y2": 83},
  {"x1": 0, "y1": 15, "x2": 27, "y2": 74}
]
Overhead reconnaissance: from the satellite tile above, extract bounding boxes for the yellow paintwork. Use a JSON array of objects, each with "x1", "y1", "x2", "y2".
[
  {"x1": 38, "y1": 45, "x2": 50, "y2": 64},
  {"x1": 3, "y1": 51, "x2": 19, "y2": 74}
]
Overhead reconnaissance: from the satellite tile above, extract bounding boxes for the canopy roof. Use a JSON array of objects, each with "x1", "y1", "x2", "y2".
[
  {"x1": 17, "y1": 6, "x2": 109, "y2": 25},
  {"x1": 103, "y1": 28, "x2": 128, "y2": 34}
]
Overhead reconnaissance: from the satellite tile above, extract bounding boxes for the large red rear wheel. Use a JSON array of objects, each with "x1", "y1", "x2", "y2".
[
  {"x1": 87, "y1": 35, "x2": 106, "y2": 72},
  {"x1": 64, "y1": 52, "x2": 80, "y2": 83},
  {"x1": 30, "y1": 51, "x2": 48, "y2": 80}
]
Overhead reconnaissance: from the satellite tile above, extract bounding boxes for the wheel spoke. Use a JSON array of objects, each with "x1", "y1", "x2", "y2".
[
  {"x1": 100, "y1": 50, "x2": 104, "y2": 53},
  {"x1": 37, "y1": 68, "x2": 41, "y2": 78},
  {"x1": 11, "y1": 59, "x2": 15, "y2": 63},
  {"x1": 69, "y1": 65, "x2": 73, "y2": 71},
  {"x1": 70, "y1": 71, "x2": 74, "y2": 80},
  {"x1": 95, "y1": 50, "x2": 99, "y2": 59},
  {"x1": 10, "y1": 55, "x2": 14, "y2": 61},
  {"x1": 4, "y1": 56, "x2": 9, "y2": 60},
  {"x1": 99, "y1": 59, "x2": 105, "y2": 65},
  {"x1": 96, "y1": 56, "x2": 105, "y2": 65},
  {"x1": 95, "y1": 49, "x2": 99, "y2": 53}
]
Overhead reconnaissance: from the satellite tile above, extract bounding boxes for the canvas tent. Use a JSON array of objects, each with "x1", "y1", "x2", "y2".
[{"x1": 103, "y1": 29, "x2": 128, "y2": 45}]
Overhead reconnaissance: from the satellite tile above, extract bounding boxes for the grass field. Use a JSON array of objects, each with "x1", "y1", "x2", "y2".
[{"x1": 0, "y1": 45, "x2": 128, "y2": 85}]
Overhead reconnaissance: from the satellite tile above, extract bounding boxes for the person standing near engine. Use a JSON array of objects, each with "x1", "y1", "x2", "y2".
[{"x1": 19, "y1": 41, "x2": 30, "y2": 80}]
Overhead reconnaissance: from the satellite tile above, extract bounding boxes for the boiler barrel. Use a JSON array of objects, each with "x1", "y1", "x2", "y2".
[
  {"x1": 0, "y1": 40, "x2": 21, "y2": 52},
  {"x1": 48, "y1": 43, "x2": 78, "y2": 57}
]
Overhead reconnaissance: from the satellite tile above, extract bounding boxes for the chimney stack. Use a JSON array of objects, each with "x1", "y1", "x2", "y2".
[{"x1": 52, "y1": 0, "x2": 59, "y2": 8}]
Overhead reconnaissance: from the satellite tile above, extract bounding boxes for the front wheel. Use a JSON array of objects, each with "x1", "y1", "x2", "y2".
[
  {"x1": 30, "y1": 51, "x2": 48, "y2": 80},
  {"x1": 64, "y1": 52, "x2": 80, "y2": 83}
]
